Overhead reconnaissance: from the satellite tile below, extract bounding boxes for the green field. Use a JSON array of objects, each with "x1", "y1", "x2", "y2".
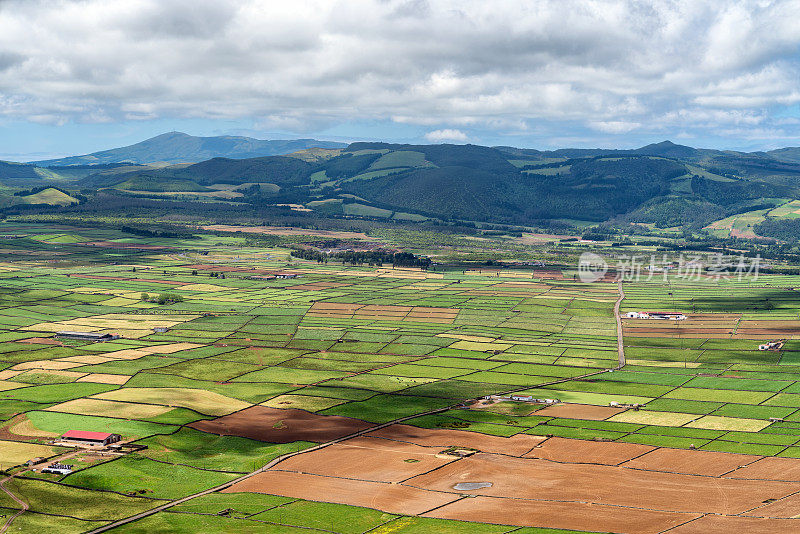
[{"x1": 1, "y1": 220, "x2": 800, "y2": 532}]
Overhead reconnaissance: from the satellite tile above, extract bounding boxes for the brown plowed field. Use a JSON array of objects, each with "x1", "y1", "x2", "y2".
[
  {"x1": 223, "y1": 471, "x2": 458, "y2": 515},
  {"x1": 365, "y1": 424, "x2": 546, "y2": 456},
  {"x1": 524, "y1": 436, "x2": 654, "y2": 465},
  {"x1": 188, "y1": 406, "x2": 374, "y2": 443},
  {"x1": 221, "y1": 421, "x2": 800, "y2": 533},
  {"x1": 737, "y1": 328, "x2": 800, "y2": 335},
  {"x1": 739, "y1": 320, "x2": 800, "y2": 328},
  {"x1": 17, "y1": 337, "x2": 62, "y2": 345},
  {"x1": 665, "y1": 515, "x2": 800, "y2": 533},
  {"x1": 405, "y1": 453, "x2": 795, "y2": 515},
  {"x1": 533, "y1": 402, "x2": 627, "y2": 420},
  {"x1": 623, "y1": 330, "x2": 735, "y2": 338},
  {"x1": 742, "y1": 492, "x2": 800, "y2": 517},
  {"x1": 624, "y1": 328, "x2": 735, "y2": 335},
  {"x1": 424, "y1": 495, "x2": 699, "y2": 534},
  {"x1": 272, "y1": 436, "x2": 456, "y2": 483},
  {"x1": 727, "y1": 456, "x2": 800, "y2": 481},
  {"x1": 622, "y1": 447, "x2": 758, "y2": 477}
]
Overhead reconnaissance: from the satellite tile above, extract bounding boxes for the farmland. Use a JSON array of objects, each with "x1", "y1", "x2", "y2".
[{"x1": 0, "y1": 221, "x2": 799, "y2": 533}]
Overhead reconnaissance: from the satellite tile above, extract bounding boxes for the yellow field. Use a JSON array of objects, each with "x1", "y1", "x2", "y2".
[
  {"x1": 12, "y1": 360, "x2": 83, "y2": 371},
  {"x1": 59, "y1": 354, "x2": 117, "y2": 365},
  {"x1": 46, "y1": 398, "x2": 170, "y2": 419},
  {"x1": 437, "y1": 333, "x2": 498, "y2": 343},
  {"x1": 175, "y1": 283, "x2": 230, "y2": 292},
  {"x1": 22, "y1": 313, "x2": 200, "y2": 334},
  {"x1": 92, "y1": 387, "x2": 251, "y2": 416},
  {"x1": 0, "y1": 440, "x2": 65, "y2": 467},
  {"x1": 261, "y1": 394, "x2": 348, "y2": 411},
  {"x1": 77, "y1": 373, "x2": 131, "y2": 385},
  {"x1": 0, "y1": 370, "x2": 23, "y2": 380},
  {"x1": 608, "y1": 410, "x2": 698, "y2": 426},
  {"x1": 685, "y1": 415, "x2": 771, "y2": 432},
  {"x1": 7, "y1": 417, "x2": 59, "y2": 438}
]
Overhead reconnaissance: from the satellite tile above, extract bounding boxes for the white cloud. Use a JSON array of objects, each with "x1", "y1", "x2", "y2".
[
  {"x1": 424, "y1": 129, "x2": 468, "y2": 142},
  {"x1": 0, "y1": 0, "x2": 798, "y2": 144},
  {"x1": 589, "y1": 121, "x2": 641, "y2": 134}
]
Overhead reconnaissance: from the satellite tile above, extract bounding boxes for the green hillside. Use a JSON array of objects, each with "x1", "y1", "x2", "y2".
[
  {"x1": 19, "y1": 187, "x2": 79, "y2": 206},
  {"x1": 9, "y1": 138, "x2": 800, "y2": 236}
]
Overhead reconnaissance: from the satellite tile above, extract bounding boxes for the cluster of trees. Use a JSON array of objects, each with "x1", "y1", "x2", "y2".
[
  {"x1": 754, "y1": 218, "x2": 800, "y2": 243},
  {"x1": 290, "y1": 247, "x2": 431, "y2": 268},
  {"x1": 141, "y1": 292, "x2": 184, "y2": 304},
  {"x1": 121, "y1": 224, "x2": 196, "y2": 239}
]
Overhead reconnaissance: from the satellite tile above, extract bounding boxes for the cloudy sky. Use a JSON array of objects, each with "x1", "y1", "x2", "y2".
[{"x1": 1, "y1": 0, "x2": 800, "y2": 160}]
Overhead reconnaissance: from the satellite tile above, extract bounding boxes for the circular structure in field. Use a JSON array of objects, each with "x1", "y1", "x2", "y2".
[{"x1": 453, "y1": 482, "x2": 492, "y2": 491}]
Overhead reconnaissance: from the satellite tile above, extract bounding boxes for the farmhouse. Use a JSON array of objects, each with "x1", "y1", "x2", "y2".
[
  {"x1": 60, "y1": 430, "x2": 121, "y2": 446},
  {"x1": 56, "y1": 331, "x2": 121, "y2": 341},
  {"x1": 759, "y1": 340, "x2": 785, "y2": 351},
  {"x1": 646, "y1": 311, "x2": 686, "y2": 320},
  {"x1": 625, "y1": 311, "x2": 686, "y2": 320}
]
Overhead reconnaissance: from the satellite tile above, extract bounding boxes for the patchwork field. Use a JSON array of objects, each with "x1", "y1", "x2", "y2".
[{"x1": 0, "y1": 222, "x2": 799, "y2": 533}]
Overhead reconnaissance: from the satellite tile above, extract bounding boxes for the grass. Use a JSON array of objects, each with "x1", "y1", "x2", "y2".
[
  {"x1": 19, "y1": 188, "x2": 78, "y2": 206},
  {"x1": 0, "y1": 476, "x2": 157, "y2": 520},
  {"x1": 63, "y1": 455, "x2": 239, "y2": 499},
  {"x1": 139, "y1": 428, "x2": 315, "y2": 472},
  {"x1": 253, "y1": 500, "x2": 399, "y2": 533},
  {"x1": 24, "y1": 410, "x2": 178, "y2": 438},
  {"x1": 6, "y1": 221, "x2": 800, "y2": 532}
]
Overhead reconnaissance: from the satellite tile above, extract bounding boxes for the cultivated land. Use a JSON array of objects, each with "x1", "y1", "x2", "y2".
[{"x1": 0, "y1": 222, "x2": 800, "y2": 533}]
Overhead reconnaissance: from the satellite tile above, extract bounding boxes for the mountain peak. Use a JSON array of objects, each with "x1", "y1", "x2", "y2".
[
  {"x1": 32, "y1": 133, "x2": 346, "y2": 166},
  {"x1": 634, "y1": 140, "x2": 697, "y2": 158}
]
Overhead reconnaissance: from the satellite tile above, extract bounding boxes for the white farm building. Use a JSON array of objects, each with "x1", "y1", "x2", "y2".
[{"x1": 625, "y1": 311, "x2": 686, "y2": 320}]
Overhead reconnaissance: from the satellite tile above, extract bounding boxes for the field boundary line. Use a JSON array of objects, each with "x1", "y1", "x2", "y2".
[
  {"x1": 84, "y1": 404, "x2": 466, "y2": 533},
  {"x1": 86, "y1": 364, "x2": 610, "y2": 533},
  {"x1": 614, "y1": 280, "x2": 625, "y2": 369}
]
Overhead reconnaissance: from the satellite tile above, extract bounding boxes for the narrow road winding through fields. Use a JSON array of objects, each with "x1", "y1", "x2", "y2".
[
  {"x1": 84, "y1": 279, "x2": 628, "y2": 533},
  {"x1": 86, "y1": 367, "x2": 613, "y2": 533},
  {"x1": 0, "y1": 473, "x2": 28, "y2": 534},
  {"x1": 614, "y1": 280, "x2": 626, "y2": 369}
]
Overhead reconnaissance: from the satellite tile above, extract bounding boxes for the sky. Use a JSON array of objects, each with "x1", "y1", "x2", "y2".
[{"x1": 2, "y1": 0, "x2": 800, "y2": 160}]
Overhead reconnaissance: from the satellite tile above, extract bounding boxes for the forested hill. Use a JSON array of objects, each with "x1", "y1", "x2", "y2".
[{"x1": 6, "y1": 139, "x2": 800, "y2": 230}]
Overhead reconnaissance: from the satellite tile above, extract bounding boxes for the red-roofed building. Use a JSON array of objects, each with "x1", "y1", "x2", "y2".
[{"x1": 60, "y1": 430, "x2": 121, "y2": 446}]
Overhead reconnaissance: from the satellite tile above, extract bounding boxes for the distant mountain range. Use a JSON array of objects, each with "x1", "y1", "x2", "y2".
[
  {"x1": 32, "y1": 132, "x2": 346, "y2": 166},
  {"x1": 6, "y1": 136, "x2": 800, "y2": 240}
]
